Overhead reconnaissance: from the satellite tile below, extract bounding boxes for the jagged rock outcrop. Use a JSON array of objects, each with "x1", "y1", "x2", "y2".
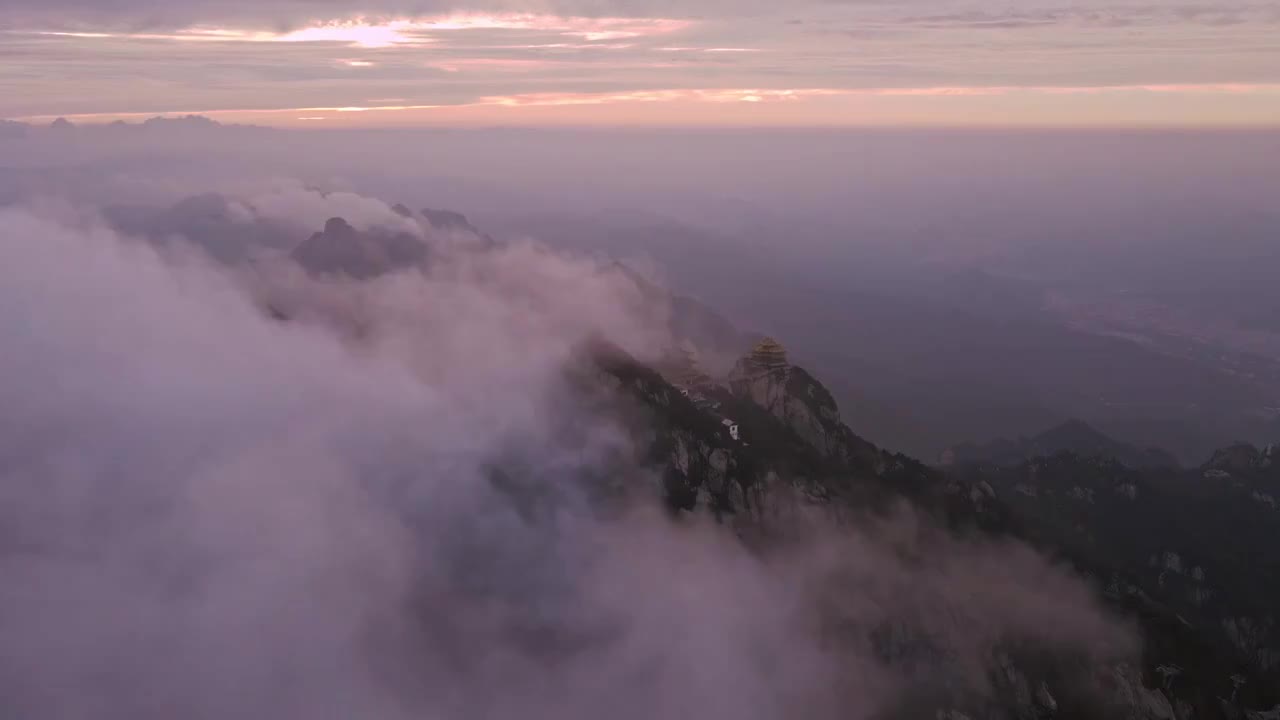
[
  {"x1": 291, "y1": 216, "x2": 427, "y2": 279},
  {"x1": 421, "y1": 208, "x2": 478, "y2": 233},
  {"x1": 420, "y1": 207, "x2": 496, "y2": 246},
  {"x1": 598, "y1": 336, "x2": 983, "y2": 528},
  {"x1": 1204, "y1": 443, "x2": 1278, "y2": 478},
  {"x1": 597, "y1": 332, "x2": 1279, "y2": 719},
  {"x1": 593, "y1": 339, "x2": 1239, "y2": 720},
  {"x1": 947, "y1": 448, "x2": 1280, "y2": 717},
  {"x1": 728, "y1": 338, "x2": 880, "y2": 470},
  {"x1": 588, "y1": 341, "x2": 766, "y2": 517}
]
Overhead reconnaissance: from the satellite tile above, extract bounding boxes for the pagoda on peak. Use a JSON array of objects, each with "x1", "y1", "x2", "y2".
[{"x1": 749, "y1": 337, "x2": 789, "y2": 371}]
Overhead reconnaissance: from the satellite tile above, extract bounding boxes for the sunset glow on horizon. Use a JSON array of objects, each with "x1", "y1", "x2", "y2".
[{"x1": 3, "y1": 1, "x2": 1279, "y2": 127}]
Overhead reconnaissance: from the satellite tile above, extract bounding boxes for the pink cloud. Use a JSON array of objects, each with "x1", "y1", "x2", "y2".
[
  {"x1": 480, "y1": 88, "x2": 846, "y2": 107},
  {"x1": 399, "y1": 13, "x2": 691, "y2": 39},
  {"x1": 493, "y1": 43, "x2": 636, "y2": 50},
  {"x1": 656, "y1": 46, "x2": 762, "y2": 53},
  {"x1": 16, "y1": 84, "x2": 1279, "y2": 127},
  {"x1": 429, "y1": 58, "x2": 558, "y2": 73},
  {"x1": 17, "y1": 13, "x2": 692, "y2": 49},
  {"x1": 866, "y1": 83, "x2": 1280, "y2": 96}
]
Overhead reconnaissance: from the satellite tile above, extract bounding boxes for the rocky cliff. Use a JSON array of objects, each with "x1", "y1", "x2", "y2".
[
  {"x1": 945, "y1": 447, "x2": 1280, "y2": 719},
  {"x1": 728, "y1": 344, "x2": 881, "y2": 471},
  {"x1": 597, "y1": 335, "x2": 1279, "y2": 720}
]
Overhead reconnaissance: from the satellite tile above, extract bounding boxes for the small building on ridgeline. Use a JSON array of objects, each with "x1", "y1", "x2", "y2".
[{"x1": 722, "y1": 418, "x2": 741, "y2": 442}]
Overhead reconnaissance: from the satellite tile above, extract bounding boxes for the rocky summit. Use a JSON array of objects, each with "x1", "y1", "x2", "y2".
[{"x1": 292, "y1": 217, "x2": 428, "y2": 279}]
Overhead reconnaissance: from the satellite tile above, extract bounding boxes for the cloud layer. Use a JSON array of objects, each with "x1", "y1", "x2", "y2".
[{"x1": 0, "y1": 185, "x2": 1137, "y2": 718}]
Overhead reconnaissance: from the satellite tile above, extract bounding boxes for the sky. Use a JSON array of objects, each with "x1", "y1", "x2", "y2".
[{"x1": 2, "y1": 0, "x2": 1280, "y2": 127}]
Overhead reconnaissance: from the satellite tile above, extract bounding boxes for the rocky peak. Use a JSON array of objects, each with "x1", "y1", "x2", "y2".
[
  {"x1": 291, "y1": 216, "x2": 427, "y2": 280},
  {"x1": 140, "y1": 114, "x2": 220, "y2": 130},
  {"x1": 419, "y1": 207, "x2": 495, "y2": 247},
  {"x1": 422, "y1": 208, "x2": 478, "y2": 233},
  {"x1": 323, "y1": 217, "x2": 356, "y2": 236},
  {"x1": 1205, "y1": 443, "x2": 1264, "y2": 475},
  {"x1": 728, "y1": 339, "x2": 879, "y2": 470}
]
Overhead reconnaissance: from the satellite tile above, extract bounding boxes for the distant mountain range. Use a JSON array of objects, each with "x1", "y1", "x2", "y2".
[
  {"x1": 942, "y1": 419, "x2": 1182, "y2": 470},
  {"x1": 0, "y1": 114, "x2": 260, "y2": 135},
  {"x1": 0, "y1": 119, "x2": 29, "y2": 138}
]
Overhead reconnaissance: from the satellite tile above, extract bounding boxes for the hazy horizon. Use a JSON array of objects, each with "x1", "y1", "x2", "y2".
[
  {"x1": 4, "y1": 119, "x2": 1278, "y2": 461},
  {"x1": 4, "y1": 0, "x2": 1280, "y2": 128}
]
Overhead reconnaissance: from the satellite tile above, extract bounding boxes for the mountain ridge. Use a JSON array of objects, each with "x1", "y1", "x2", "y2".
[
  {"x1": 942, "y1": 419, "x2": 1182, "y2": 471},
  {"x1": 93, "y1": 201, "x2": 1280, "y2": 720}
]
